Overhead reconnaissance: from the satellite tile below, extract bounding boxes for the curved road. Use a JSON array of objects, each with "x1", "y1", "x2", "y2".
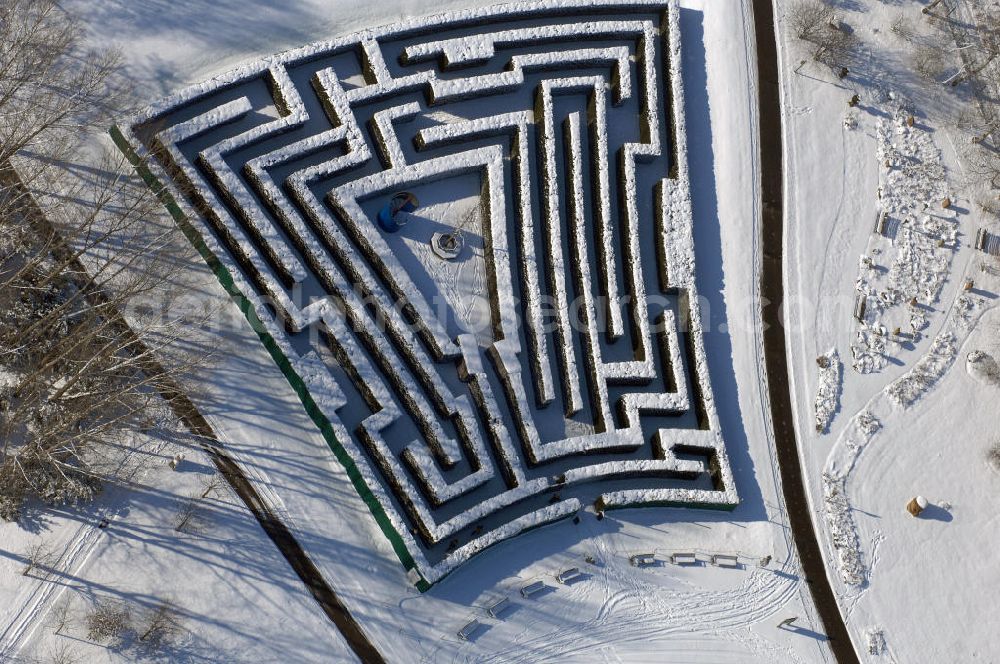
[{"x1": 749, "y1": 3, "x2": 860, "y2": 663}]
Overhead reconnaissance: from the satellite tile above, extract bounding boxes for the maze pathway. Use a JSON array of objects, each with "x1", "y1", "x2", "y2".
[{"x1": 113, "y1": 0, "x2": 738, "y2": 588}]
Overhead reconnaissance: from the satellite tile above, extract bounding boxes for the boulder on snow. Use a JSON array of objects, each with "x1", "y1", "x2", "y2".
[
  {"x1": 967, "y1": 350, "x2": 1000, "y2": 387},
  {"x1": 906, "y1": 495, "x2": 928, "y2": 517}
]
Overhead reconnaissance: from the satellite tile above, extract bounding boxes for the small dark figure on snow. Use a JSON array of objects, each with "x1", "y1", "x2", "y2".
[
  {"x1": 848, "y1": 94, "x2": 860, "y2": 107},
  {"x1": 838, "y1": 67, "x2": 849, "y2": 79},
  {"x1": 97, "y1": 518, "x2": 109, "y2": 529}
]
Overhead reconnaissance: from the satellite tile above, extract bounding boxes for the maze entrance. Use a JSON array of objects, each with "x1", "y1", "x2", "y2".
[{"x1": 114, "y1": 0, "x2": 738, "y2": 588}]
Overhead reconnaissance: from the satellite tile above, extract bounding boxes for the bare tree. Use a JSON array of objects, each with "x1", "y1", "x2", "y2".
[
  {"x1": 787, "y1": 0, "x2": 858, "y2": 68},
  {"x1": 138, "y1": 600, "x2": 183, "y2": 649},
  {"x1": 42, "y1": 642, "x2": 81, "y2": 664},
  {"x1": 22, "y1": 541, "x2": 57, "y2": 577},
  {"x1": 85, "y1": 598, "x2": 132, "y2": 645},
  {"x1": 968, "y1": 145, "x2": 1000, "y2": 192},
  {"x1": 0, "y1": 0, "x2": 124, "y2": 164},
  {"x1": 173, "y1": 473, "x2": 225, "y2": 532},
  {"x1": 173, "y1": 495, "x2": 202, "y2": 533},
  {"x1": 891, "y1": 14, "x2": 919, "y2": 43},
  {"x1": 199, "y1": 472, "x2": 223, "y2": 499},
  {"x1": 911, "y1": 42, "x2": 949, "y2": 81},
  {"x1": 48, "y1": 595, "x2": 73, "y2": 636},
  {"x1": 0, "y1": 0, "x2": 216, "y2": 521},
  {"x1": 788, "y1": 0, "x2": 835, "y2": 43}
]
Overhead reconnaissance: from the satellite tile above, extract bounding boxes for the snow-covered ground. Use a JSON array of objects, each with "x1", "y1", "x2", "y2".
[
  {"x1": 0, "y1": 432, "x2": 358, "y2": 662},
  {"x1": 777, "y1": 0, "x2": 1000, "y2": 660},
  {"x1": 0, "y1": 0, "x2": 865, "y2": 662}
]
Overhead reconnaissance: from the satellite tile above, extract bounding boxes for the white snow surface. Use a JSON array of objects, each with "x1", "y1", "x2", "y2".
[
  {"x1": 778, "y1": 0, "x2": 1000, "y2": 661},
  {"x1": 1, "y1": 1, "x2": 837, "y2": 663}
]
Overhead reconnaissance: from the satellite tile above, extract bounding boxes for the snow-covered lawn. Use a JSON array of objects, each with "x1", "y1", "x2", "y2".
[
  {"x1": 0, "y1": 0, "x2": 860, "y2": 661},
  {"x1": 0, "y1": 435, "x2": 356, "y2": 662},
  {"x1": 778, "y1": 0, "x2": 999, "y2": 660}
]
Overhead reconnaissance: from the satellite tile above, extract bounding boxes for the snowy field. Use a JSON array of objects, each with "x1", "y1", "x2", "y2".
[
  {"x1": 778, "y1": 0, "x2": 1000, "y2": 661},
  {"x1": 0, "y1": 434, "x2": 359, "y2": 662},
  {"x1": 9, "y1": 0, "x2": 996, "y2": 662},
  {"x1": 1, "y1": 0, "x2": 837, "y2": 662}
]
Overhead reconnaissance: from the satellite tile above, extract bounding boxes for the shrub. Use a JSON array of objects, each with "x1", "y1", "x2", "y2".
[{"x1": 85, "y1": 598, "x2": 132, "y2": 645}]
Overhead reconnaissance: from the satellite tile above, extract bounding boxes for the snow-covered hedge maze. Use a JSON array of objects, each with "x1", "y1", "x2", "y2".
[{"x1": 113, "y1": 0, "x2": 737, "y2": 587}]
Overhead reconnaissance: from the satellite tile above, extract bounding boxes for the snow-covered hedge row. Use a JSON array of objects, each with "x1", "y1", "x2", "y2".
[
  {"x1": 814, "y1": 349, "x2": 842, "y2": 434},
  {"x1": 852, "y1": 105, "x2": 956, "y2": 374}
]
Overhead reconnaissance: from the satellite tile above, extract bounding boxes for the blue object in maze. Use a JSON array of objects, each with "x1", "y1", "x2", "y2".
[{"x1": 377, "y1": 192, "x2": 418, "y2": 232}]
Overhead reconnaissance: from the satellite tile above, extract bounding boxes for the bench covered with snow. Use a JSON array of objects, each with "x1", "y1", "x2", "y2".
[
  {"x1": 520, "y1": 581, "x2": 546, "y2": 598},
  {"x1": 711, "y1": 554, "x2": 740, "y2": 568},
  {"x1": 486, "y1": 596, "x2": 511, "y2": 618},
  {"x1": 556, "y1": 567, "x2": 583, "y2": 584},
  {"x1": 457, "y1": 619, "x2": 483, "y2": 641},
  {"x1": 630, "y1": 553, "x2": 656, "y2": 567},
  {"x1": 671, "y1": 552, "x2": 698, "y2": 565}
]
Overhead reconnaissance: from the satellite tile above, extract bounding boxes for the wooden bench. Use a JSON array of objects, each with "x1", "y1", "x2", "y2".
[
  {"x1": 520, "y1": 580, "x2": 546, "y2": 597},
  {"x1": 457, "y1": 619, "x2": 482, "y2": 641}
]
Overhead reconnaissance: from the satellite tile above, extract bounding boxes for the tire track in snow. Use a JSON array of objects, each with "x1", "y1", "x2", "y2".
[{"x1": 472, "y1": 568, "x2": 799, "y2": 664}]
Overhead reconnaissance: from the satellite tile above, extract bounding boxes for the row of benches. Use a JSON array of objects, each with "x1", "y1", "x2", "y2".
[
  {"x1": 629, "y1": 552, "x2": 743, "y2": 568},
  {"x1": 458, "y1": 552, "x2": 754, "y2": 640},
  {"x1": 458, "y1": 567, "x2": 588, "y2": 640}
]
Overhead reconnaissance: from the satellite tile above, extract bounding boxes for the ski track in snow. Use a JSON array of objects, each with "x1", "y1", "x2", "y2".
[
  {"x1": 0, "y1": 444, "x2": 157, "y2": 661},
  {"x1": 736, "y1": 0, "x2": 796, "y2": 564},
  {"x1": 0, "y1": 516, "x2": 111, "y2": 660}
]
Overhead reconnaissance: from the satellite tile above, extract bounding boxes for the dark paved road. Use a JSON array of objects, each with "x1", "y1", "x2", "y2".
[{"x1": 749, "y1": 3, "x2": 860, "y2": 663}]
